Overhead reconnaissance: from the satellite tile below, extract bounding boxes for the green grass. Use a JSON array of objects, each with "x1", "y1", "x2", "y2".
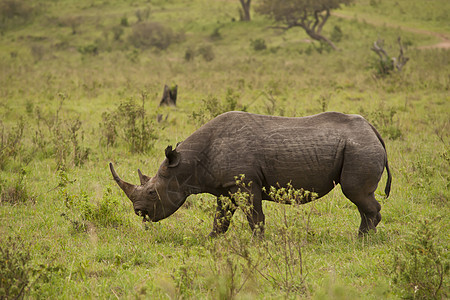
[
  {"x1": 1, "y1": 0, "x2": 449, "y2": 298},
  {"x1": 340, "y1": 0, "x2": 450, "y2": 34}
]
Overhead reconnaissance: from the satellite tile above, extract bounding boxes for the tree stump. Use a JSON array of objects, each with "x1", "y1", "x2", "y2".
[{"x1": 159, "y1": 85, "x2": 177, "y2": 106}]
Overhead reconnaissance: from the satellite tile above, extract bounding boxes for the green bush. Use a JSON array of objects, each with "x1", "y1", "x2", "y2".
[
  {"x1": 100, "y1": 93, "x2": 157, "y2": 153},
  {"x1": 191, "y1": 88, "x2": 246, "y2": 125},
  {"x1": 0, "y1": 236, "x2": 33, "y2": 299},
  {"x1": 250, "y1": 38, "x2": 267, "y2": 51},
  {"x1": 0, "y1": 168, "x2": 32, "y2": 205},
  {"x1": 59, "y1": 170, "x2": 126, "y2": 231},
  {"x1": 120, "y1": 15, "x2": 128, "y2": 27},
  {"x1": 0, "y1": 236, "x2": 63, "y2": 298},
  {"x1": 207, "y1": 177, "x2": 315, "y2": 298},
  {"x1": 330, "y1": 25, "x2": 343, "y2": 42}
]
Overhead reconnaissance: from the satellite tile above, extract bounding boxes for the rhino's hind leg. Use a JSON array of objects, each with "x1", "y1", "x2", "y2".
[
  {"x1": 340, "y1": 148, "x2": 385, "y2": 235},
  {"x1": 340, "y1": 170, "x2": 383, "y2": 236},
  {"x1": 356, "y1": 193, "x2": 382, "y2": 235},
  {"x1": 342, "y1": 188, "x2": 382, "y2": 236},
  {"x1": 209, "y1": 196, "x2": 237, "y2": 237}
]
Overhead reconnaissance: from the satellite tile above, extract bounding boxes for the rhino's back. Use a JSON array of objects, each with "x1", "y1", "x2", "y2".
[{"x1": 182, "y1": 111, "x2": 382, "y2": 196}]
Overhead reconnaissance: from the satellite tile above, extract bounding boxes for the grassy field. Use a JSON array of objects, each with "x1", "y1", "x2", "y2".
[{"x1": 0, "y1": 0, "x2": 449, "y2": 299}]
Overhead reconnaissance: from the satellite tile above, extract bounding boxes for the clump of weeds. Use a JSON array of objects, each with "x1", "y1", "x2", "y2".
[
  {"x1": 0, "y1": 236, "x2": 62, "y2": 299},
  {"x1": 392, "y1": 217, "x2": 449, "y2": 299},
  {"x1": 0, "y1": 168, "x2": 34, "y2": 205},
  {"x1": 58, "y1": 169, "x2": 127, "y2": 232},
  {"x1": 0, "y1": 119, "x2": 25, "y2": 170},
  {"x1": 100, "y1": 91, "x2": 157, "y2": 153},
  {"x1": 33, "y1": 93, "x2": 90, "y2": 169},
  {"x1": 191, "y1": 88, "x2": 247, "y2": 126},
  {"x1": 203, "y1": 176, "x2": 316, "y2": 298}
]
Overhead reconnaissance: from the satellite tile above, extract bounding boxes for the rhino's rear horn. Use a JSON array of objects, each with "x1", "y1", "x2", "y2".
[
  {"x1": 165, "y1": 145, "x2": 180, "y2": 167},
  {"x1": 138, "y1": 169, "x2": 151, "y2": 185},
  {"x1": 109, "y1": 163, "x2": 137, "y2": 202}
]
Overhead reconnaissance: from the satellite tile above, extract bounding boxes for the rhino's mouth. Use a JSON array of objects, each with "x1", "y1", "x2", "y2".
[{"x1": 135, "y1": 209, "x2": 151, "y2": 222}]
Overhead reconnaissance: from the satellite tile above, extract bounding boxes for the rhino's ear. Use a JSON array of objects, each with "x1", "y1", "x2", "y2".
[{"x1": 165, "y1": 145, "x2": 180, "y2": 167}]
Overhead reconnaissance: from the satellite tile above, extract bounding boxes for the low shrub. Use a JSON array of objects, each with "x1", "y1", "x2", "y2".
[
  {"x1": 0, "y1": 236, "x2": 63, "y2": 298},
  {"x1": 100, "y1": 92, "x2": 157, "y2": 153},
  {"x1": 30, "y1": 44, "x2": 45, "y2": 62},
  {"x1": 0, "y1": 0, "x2": 36, "y2": 29},
  {"x1": 77, "y1": 44, "x2": 98, "y2": 56},
  {"x1": 33, "y1": 94, "x2": 90, "y2": 168},
  {"x1": 204, "y1": 177, "x2": 315, "y2": 298},
  {"x1": 250, "y1": 38, "x2": 267, "y2": 51},
  {"x1": 0, "y1": 119, "x2": 24, "y2": 170},
  {"x1": 197, "y1": 44, "x2": 215, "y2": 61},
  {"x1": 330, "y1": 25, "x2": 343, "y2": 42},
  {"x1": 360, "y1": 105, "x2": 402, "y2": 140},
  {"x1": 184, "y1": 45, "x2": 215, "y2": 62},
  {"x1": 57, "y1": 15, "x2": 82, "y2": 35},
  {"x1": 0, "y1": 168, "x2": 32, "y2": 205},
  {"x1": 128, "y1": 22, "x2": 174, "y2": 50},
  {"x1": 135, "y1": 7, "x2": 150, "y2": 23},
  {"x1": 120, "y1": 15, "x2": 128, "y2": 27},
  {"x1": 59, "y1": 170, "x2": 126, "y2": 231},
  {"x1": 0, "y1": 236, "x2": 33, "y2": 299},
  {"x1": 184, "y1": 47, "x2": 196, "y2": 61},
  {"x1": 392, "y1": 218, "x2": 449, "y2": 299},
  {"x1": 111, "y1": 25, "x2": 124, "y2": 41},
  {"x1": 210, "y1": 27, "x2": 222, "y2": 41},
  {"x1": 191, "y1": 88, "x2": 247, "y2": 125}
]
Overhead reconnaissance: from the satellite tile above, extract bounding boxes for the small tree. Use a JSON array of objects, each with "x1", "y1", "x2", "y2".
[
  {"x1": 256, "y1": 0, "x2": 353, "y2": 50},
  {"x1": 239, "y1": 0, "x2": 251, "y2": 21}
]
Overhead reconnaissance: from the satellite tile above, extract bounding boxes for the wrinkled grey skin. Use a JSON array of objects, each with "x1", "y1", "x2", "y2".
[{"x1": 110, "y1": 111, "x2": 392, "y2": 236}]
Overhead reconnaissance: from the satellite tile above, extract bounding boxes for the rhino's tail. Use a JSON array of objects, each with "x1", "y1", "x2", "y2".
[
  {"x1": 384, "y1": 160, "x2": 392, "y2": 198},
  {"x1": 368, "y1": 123, "x2": 392, "y2": 198}
]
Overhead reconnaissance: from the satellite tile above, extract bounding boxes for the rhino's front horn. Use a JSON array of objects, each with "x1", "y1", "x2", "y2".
[{"x1": 109, "y1": 163, "x2": 137, "y2": 202}]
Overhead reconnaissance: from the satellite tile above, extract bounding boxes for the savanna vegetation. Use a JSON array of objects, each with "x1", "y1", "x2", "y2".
[{"x1": 0, "y1": 0, "x2": 449, "y2": 298}]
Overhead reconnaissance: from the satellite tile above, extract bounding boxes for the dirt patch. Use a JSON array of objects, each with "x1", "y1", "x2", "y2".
[{"x1": 418, "y1": 40, "x2": 450, "y2": 49}]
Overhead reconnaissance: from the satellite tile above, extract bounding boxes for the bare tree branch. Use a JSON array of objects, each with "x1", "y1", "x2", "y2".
[
  {"x1": 395, "y1": 36, "x2": 410, "y2": 71},
  {"x1": 371, "y1": 37, "x2": 409, "y2": 74},
  {"x1": 371, "y1": 39, "x2": 390, "y2": 60}
]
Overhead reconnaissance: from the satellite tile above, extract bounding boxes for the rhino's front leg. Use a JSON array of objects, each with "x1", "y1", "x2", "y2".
[
  {"x1": 209, "y1": 196, "x2": 237, "y2": 237},
  {"x1": 245, "y1": 187, "x2": 265, "y2": 238}
]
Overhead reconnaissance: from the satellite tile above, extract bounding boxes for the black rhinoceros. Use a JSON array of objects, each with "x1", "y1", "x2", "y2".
[{"x1": 110, "y1": 111, "x2": 391, "y2": 236}]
